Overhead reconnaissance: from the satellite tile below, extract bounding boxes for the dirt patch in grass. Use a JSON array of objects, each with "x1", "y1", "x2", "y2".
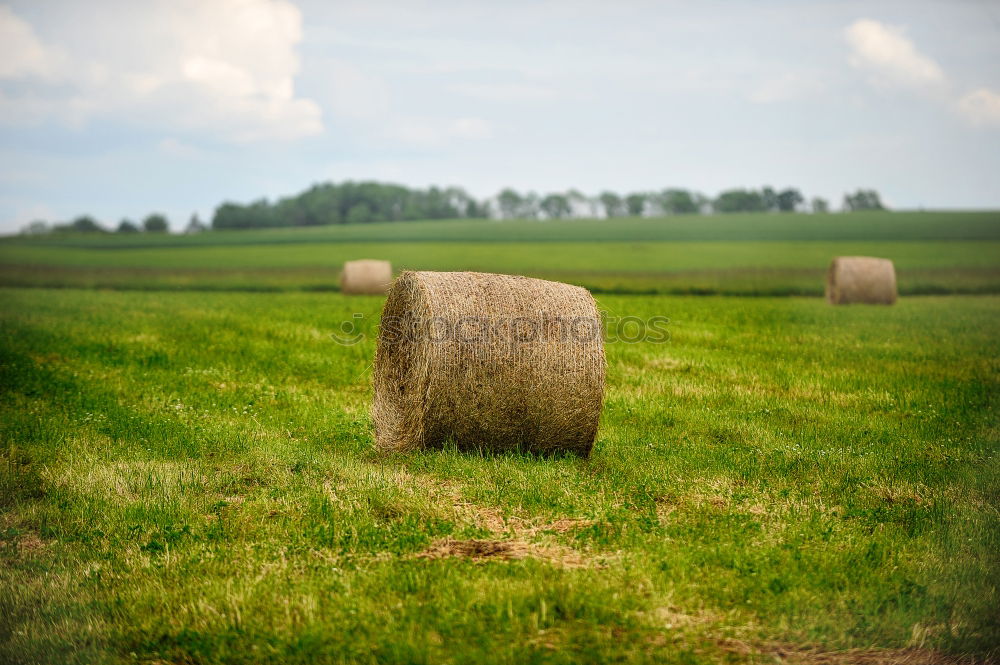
[
  {"x1": 414, "y1": 538, "x2": 592, "y2": 568},
  {"x1": 4, "y1": 531, "x2": 49, "y2": 558},
  {"x1": 424, "y1": 483, "x2": 600, "y2": 567},
  {"x1": 17, "y1": 532, "x2": 47, "y2": 553}
]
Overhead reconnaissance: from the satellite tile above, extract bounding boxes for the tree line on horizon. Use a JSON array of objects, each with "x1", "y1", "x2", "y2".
[{"x1": 19, "y1": 182, "x2": 886, "y2": 235}]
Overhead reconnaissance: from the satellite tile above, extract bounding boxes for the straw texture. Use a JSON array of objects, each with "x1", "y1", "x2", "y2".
[
  {"x1": 826, "y1": 256, "x2": 897, "y2": 305},
  {"x1": 372, "y1": 271, "x2": 605, "y2": 456},
  {"x1": 341, "y1": 259, "x2": 393, "y2": 295}
]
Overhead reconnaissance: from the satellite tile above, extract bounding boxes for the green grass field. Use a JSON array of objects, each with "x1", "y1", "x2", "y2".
[
  {"x1": 3, "y1": 211, "x2": 1000, "y2": 295},
  {"x1": 2, "y1": 211, "x2": 999, "y2": 663},
  {"x1": 10, "y1": 211, "x2": 1000, "y2": 245},
  {"x1": 2, "y1": 288, "x2": 998, "y2": 663}
]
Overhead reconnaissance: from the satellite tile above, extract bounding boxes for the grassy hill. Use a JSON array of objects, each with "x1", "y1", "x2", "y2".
[{"x1": 5, "y1": 210, "x2": 1000, "y2": 247}]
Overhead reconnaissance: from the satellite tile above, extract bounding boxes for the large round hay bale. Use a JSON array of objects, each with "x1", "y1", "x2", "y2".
[
  {"x1": 372, "y1": 271, "x2": 605, "y2": 456},
  {"x1": 341, "y1": 259, "x2": 393, "y2": 295},
  {"x1": 826, "y1": 256, "x2": 897, "y2": 305}
]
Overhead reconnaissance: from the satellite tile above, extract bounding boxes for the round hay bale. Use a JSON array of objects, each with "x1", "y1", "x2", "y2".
[
  {"x1": 341, "y1": 259, "x2": 393, "y2": 295},
  {"x1": 372, "y1": 271, "x2": 605, "y2": 456},
  {"x1": 825, "y1": 256, "x2": 897, "y2": 305}
]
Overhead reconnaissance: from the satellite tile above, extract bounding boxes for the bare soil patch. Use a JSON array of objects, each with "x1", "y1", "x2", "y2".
[{"x1": 414, "y1": 538, "x2": 591, "y2": 568}]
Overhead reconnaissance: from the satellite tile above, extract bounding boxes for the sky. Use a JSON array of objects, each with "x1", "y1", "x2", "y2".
[{"x1": 1, "y1": 0, "x2": 999, "y2": 233}]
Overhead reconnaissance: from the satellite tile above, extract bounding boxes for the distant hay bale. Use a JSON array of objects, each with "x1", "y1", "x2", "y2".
[
  {"x1": 826, "y1": 256, "x2": 897, "y2": 305},
  {"x1": 341, "y1": 259, "x2": 392, "y2": 295},
  {"x1": 372, "y1": 271, "x2": 605, "y2": 456}
]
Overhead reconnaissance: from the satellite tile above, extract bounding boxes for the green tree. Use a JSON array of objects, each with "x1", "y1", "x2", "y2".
[
  {"x1": 143, "y1": 213, "x2": 169, "y2": 232},
  {"x1": 624, "y1": 193, "x2": 646, "y2": 217},
  {"x1": 599, "y1": 191, "x2": 624, "y2": 218},
  {"x1": 775, "y1": 188, "x2": 804, "y2": 212},
  {"x1": 713, "y1": 189, "x2": 766, "y2": 213},
  {"x1": 465, "y1": 199, "x2": 489, "y2": 218},
  {"x1": 346, "y1": 202, "x2": 374, "y2": 224},
  {"x1": 762, "y1": 186, "x2": 778, "y2": 212},
  {"x1": 659, "y1": 189, "x2": 699, "y2": 215},
  {"x1": 811, "y1": 197, "x2": 829, "y2": 214},
  {"x1": 497, "y1": 189, "x2": 523, "y2": 219},
  {"x1": 213, "y1": 203, "x2": 247, "y2": 229},
  {"x1": 117, "y1": 219, "x2": 140, "y2": 233},
  {"x1": 843, "y1": 189, "x2": 886, "y2": 212},
  {"x1": 55, "y1": 215, "x2": 105, "y2": 233},
  {"x1": 211, "y1": 199, "x2": 277, "y2": 229},
  {"x1": 540, "y1": 193, "x2": 571, "y2": 219}
]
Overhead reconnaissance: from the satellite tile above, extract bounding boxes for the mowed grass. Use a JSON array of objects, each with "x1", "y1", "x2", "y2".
[
  {"x1": 0, "y1": 212, "x2": 1000, "y2": 296},
  {"x1": 1, "y1": 288, "x2": 998, "y2": 663},
  {"x1": 2, "y1": 211, "x2": 999, "y2": 295},
  {"x1": 2, "y1": 240, "x2": 999, "y2": 296}
]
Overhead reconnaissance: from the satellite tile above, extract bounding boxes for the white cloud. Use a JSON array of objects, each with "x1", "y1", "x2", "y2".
[
  {"x1": 844, "y1": 17, "x2": 1000, "y2": 132},
  {"x1": 182, "y1": 57, "x2": 259, "y2": 99},
  {"x1": 0, "y1": 1, "x2": 322, "y2": 142},
  {"x1": 0, "y1": 6, "x2": 60, "y2": 79},
  {"x1": 955, "y1": 88, "x2": 1000, "y2": 128},
  {"x1": 845, "y1": 18, "x2": 946, "y2": 92}
]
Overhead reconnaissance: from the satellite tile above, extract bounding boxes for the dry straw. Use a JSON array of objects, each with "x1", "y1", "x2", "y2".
[
  {"x1": 341, "y1": 259, "x2": 393, "y2": 295},
  {"x1": 825, "y1": 256, "x2": 897, "y2": 305},
  {"x1": 372, "y1": 271, "x2": 605, "y2": 456}
]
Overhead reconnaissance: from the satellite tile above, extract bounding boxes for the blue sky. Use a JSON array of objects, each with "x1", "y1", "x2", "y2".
[{"x1": 1, "y1": 0, "x2": 999, "y2": 232}]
